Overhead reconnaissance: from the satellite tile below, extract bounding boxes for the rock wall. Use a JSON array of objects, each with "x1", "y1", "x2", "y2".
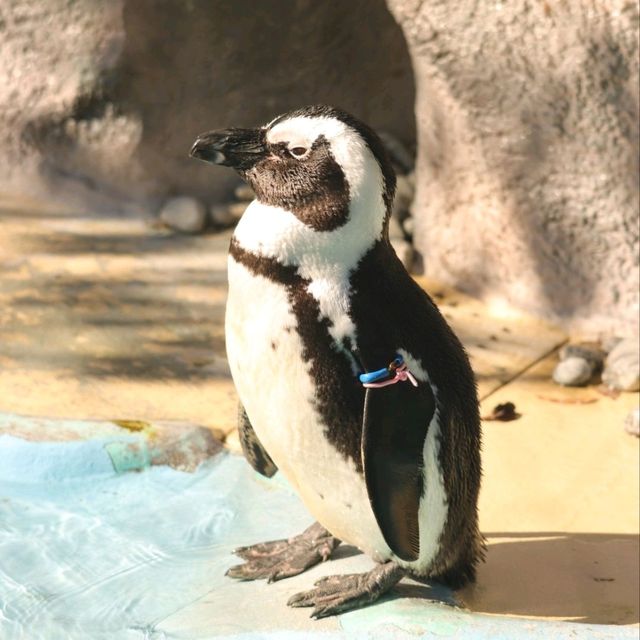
[
  {"x1": 2, "y1": 0, "x2": 638, "y2": 336},
  {"x1": 0, "y1": 1, "x2": 126, "y2": 203},
  {"x1": 387, "y1": 0, "x2": 639, "y2": 336},
  {"x1": 0, "y1": 0, "x2": 415, "y2": 209}
]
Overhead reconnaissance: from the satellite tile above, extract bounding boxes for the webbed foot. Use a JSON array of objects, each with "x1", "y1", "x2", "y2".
[
  {"x1": 226, "y1": 522, "x2": 340, "y2": 583},
  {"x1": 287, "y1": 561, "x2": 405, "y2": 618}
]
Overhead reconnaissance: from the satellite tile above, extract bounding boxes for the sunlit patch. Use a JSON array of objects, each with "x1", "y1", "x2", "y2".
[{"x1": 486, "y1": 296, "x2": 523, "y2": 320}]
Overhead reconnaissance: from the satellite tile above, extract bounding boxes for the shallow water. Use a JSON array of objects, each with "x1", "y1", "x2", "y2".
[{"x1": 0, "y1": 438, "x2": 312, "y2": 639}]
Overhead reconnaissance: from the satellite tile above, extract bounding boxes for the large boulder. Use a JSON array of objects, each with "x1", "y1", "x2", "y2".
[
  {"x1": 1, "y1": 0, "x2": 415, "y2": 209},
  {"x1": 387, "y1": 0, "x2": 639, "y2": 336}
]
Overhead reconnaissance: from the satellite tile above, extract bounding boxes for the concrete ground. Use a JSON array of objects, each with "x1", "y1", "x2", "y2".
[{"x1": 0, "y1": 193, "x2": 638, "y2": 632}]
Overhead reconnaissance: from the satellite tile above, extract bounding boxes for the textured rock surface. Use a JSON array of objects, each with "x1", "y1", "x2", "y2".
[
  {"x1": 0, "y1": 1, "x2": 129, "y2": 203},
  {"x1": 1, "y1": 0, "x2": 414, "y2": 210},
  {"x1": 387, "y1": 0, "x2": 639, "y2": 336},
  {"x1": 602, "y1": 337, "x2": 640, "y2": 391}
]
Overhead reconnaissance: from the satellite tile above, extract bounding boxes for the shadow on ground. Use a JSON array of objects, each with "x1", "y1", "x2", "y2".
[
  {"x1": 462, "y1": 532, "x2": 639, "y2": 625},
  {"x1": 0, "y1": 204, "x2": 230, "y2": 381}
]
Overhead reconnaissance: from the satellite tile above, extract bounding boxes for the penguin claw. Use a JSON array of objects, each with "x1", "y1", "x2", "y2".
[
  {"x1": 233, "y1": 538, "x2": 289, "y2": 560},
  {"x1": 287, "y1": 562, "x2": 405, "y2": 619},
  {"x1": 313, "y1": 573, "x2": 358, "y2": 588},
  {"x1": 225, "y1": 523, "x2": 340, "y2": 582}
]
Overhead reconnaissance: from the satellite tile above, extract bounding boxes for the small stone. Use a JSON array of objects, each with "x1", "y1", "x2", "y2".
[
  {"x1": 228, "y1": 202, "x2": 248, "y2": 219},
  {"x1": 402, "y1": 216, "x2": 414, "y2": 238},
  {"x1": 552, "y1": 356, "x2": 594, "y2": 387},
  {"x1": 388, "y1": 215, "x2": 404, "y2": 240},
  {"x1": 396, "y1": 171, "x2": 415, "y2": 201},
  {"x1": 559, "y1": 342, "x2": 606, "y2": 371},
  {"x1": 602, "y1": 338, "x2": 640, "y2": 391},
  {"x1": 209, "y1": 202, "x2": 247, "y2": 227},
  {"x1": 624, "y1": 408, "x2": 640, "y2": 437},
  {"x1": 482, "y1": 402, "x2": 521, "y2": 421},
  {"x1": 234, "y1": 183, "x2": 255, "y2": 202},
  {"x1": 391, "y1": 172, "x2": 415, "y2": 222},
  {"x1": 391, "y1": 239, "x2": 414, "y2": 272},
  {"x1": 159, "y1": 197, "x2": 207, "y2": 234},
  {"x1": 379, "y1": 131, "x2": 414, "y2": 173},
  {"x1": 224, "y1": 428, "x2": 242, "y2": 453}
]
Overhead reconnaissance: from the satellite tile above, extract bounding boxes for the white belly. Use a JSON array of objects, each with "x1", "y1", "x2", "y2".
[{"x1": 225, "y1": 257, "x2": 448, "y2": 571}]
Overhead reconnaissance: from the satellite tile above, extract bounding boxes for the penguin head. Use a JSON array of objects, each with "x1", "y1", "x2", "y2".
[{"x1": 191, "y1": 106, "x2": 396, "y2": 239}]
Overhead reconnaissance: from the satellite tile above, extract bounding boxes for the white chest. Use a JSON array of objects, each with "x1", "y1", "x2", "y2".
[{"x1": 225, "y1": 256, "x2": 390, "y2": 558}]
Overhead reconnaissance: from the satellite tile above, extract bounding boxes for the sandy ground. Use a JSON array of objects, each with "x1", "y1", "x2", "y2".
[{"x1": 0, "y1": 193, "x2": 638, "y2": 627}]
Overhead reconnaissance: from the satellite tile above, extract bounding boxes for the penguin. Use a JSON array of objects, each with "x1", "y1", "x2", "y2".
[{"x1": 190, "y1": 105, "x2": 483, "y2": 619}]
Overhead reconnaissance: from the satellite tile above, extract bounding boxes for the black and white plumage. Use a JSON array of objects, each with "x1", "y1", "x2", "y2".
[{"x1": 191, "y1": 105, "x2": 483, "y2": 616}]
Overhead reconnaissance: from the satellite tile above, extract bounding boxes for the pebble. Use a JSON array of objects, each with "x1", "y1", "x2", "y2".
[
  {"x1": 552, "y1": 356, "x2": 594, "y2": 387},
  {"x1": 391, "y1": 239, "x2": 414, "y2": 272},
  {"x1": 209, "y1": 202, "x2": 247, "y2": 227},
  {"x1": 223, "y1": 428, "x2": 242, "y2": 454},
  {"x1": 602, "y1": 338, "x2": 640, "y2": 391},
  {"x1": 388, "y1": 215, "x2": 405, "y2": 241},
  {"x1": 402, "y1": 216, "x2": 414, "y2": 238},
  {"x1": 392, "y1": 172, "x2": 415, "y2": 222},
  {"x1": 624, "y1": 408, "x2": 639, "y2": 437},
  {"x1": 159, "y1": 197, "x2": 208, "y2": 234},
  {"x1": 559, "y1": 342, "x2": 606, "y2": 372},
  {"x1": 379, "y1": 131, "x2": 414, "y2": 174},
  {"x1": 482, "y1": 402, "x2": 521, "y2": 421},
  {"x1": 234, "y1": 183, "x2": 255, "y2": 202}
]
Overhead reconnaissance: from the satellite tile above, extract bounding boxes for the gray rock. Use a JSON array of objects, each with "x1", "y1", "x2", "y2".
[
  {"x1": 391, "y1": 239, "x2": 414, "y2": 272},
  {"x1": 402, "y1": 216, "x2": 414, "y2": 238},
  {"x1": 624, "y1": 408, "x2": 640, "y2": 437},
  {"x1": 209, "y1": 202, "x2": 247, "y2": 227},
  {"x1": 159, "y1": 197, "x2": 207, "y2": 234},
  {"x1": 388, "y1": 215, "x2": 405, "y2": 241},
  {"x1": 552, "y1": 357, "x2": 594, "y2": 387},
  {"x1": 391, "y1": 171, "x2": 416, "y2": 222},
  {"x1": 559, "y1": 342, "x2": 606, "y2": 371},
  {"x1": 602, "y1": 338, "x2": 640, "y2": 392},
  {"x1": 234, "y1": 183, "x2": 255, "y2": 202},
  {"x1": 379, "y1": 131, "x2": 414, "y2": 173}
]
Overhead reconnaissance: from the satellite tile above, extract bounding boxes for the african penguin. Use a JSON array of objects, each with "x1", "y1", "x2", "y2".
[{"x1": 190, "y1": 105, "x2": 483, "y2": 618}]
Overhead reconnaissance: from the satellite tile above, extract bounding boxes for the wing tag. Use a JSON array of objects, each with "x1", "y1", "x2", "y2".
[{"x1": 359, "y1": 354, "x2": 418, "y2": 389}]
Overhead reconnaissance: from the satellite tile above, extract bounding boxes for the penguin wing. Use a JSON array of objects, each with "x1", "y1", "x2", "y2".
[
  {"x1": 362, "y1": 377, "x2": 435, "y2": 562},
  {"x1": 237, "y1": 403, "x2": 278, "y2": 477}
]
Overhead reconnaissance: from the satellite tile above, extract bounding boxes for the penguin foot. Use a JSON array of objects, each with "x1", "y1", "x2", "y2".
[
  {"x1": 287, "y1": 561, "x2": 405, "y2": 619},
  {"x1": 226, "y1": 522, "x2": 340, "y2": 583}
]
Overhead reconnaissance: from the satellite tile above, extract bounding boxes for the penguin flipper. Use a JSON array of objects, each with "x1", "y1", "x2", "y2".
[
  {"x1": 362, "y1": 381, "x2": 435, "y2": 561},
  {"x1": 238, "y1": 403, "x2": 278, "y2": 477}
]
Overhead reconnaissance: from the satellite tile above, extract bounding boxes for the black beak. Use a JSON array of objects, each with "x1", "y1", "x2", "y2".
[{"x1": 189, "y1": 128, "x2": 267, "y2": 170}]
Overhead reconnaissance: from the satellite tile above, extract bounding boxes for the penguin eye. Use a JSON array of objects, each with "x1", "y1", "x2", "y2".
[{"x1": 289, "y1": 146, "x2": 307, "y2": 158}]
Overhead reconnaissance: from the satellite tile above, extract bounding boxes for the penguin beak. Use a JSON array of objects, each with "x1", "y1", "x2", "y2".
[{"x1": 190, "y1": 128, "x2": 267, "y2": 170}]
